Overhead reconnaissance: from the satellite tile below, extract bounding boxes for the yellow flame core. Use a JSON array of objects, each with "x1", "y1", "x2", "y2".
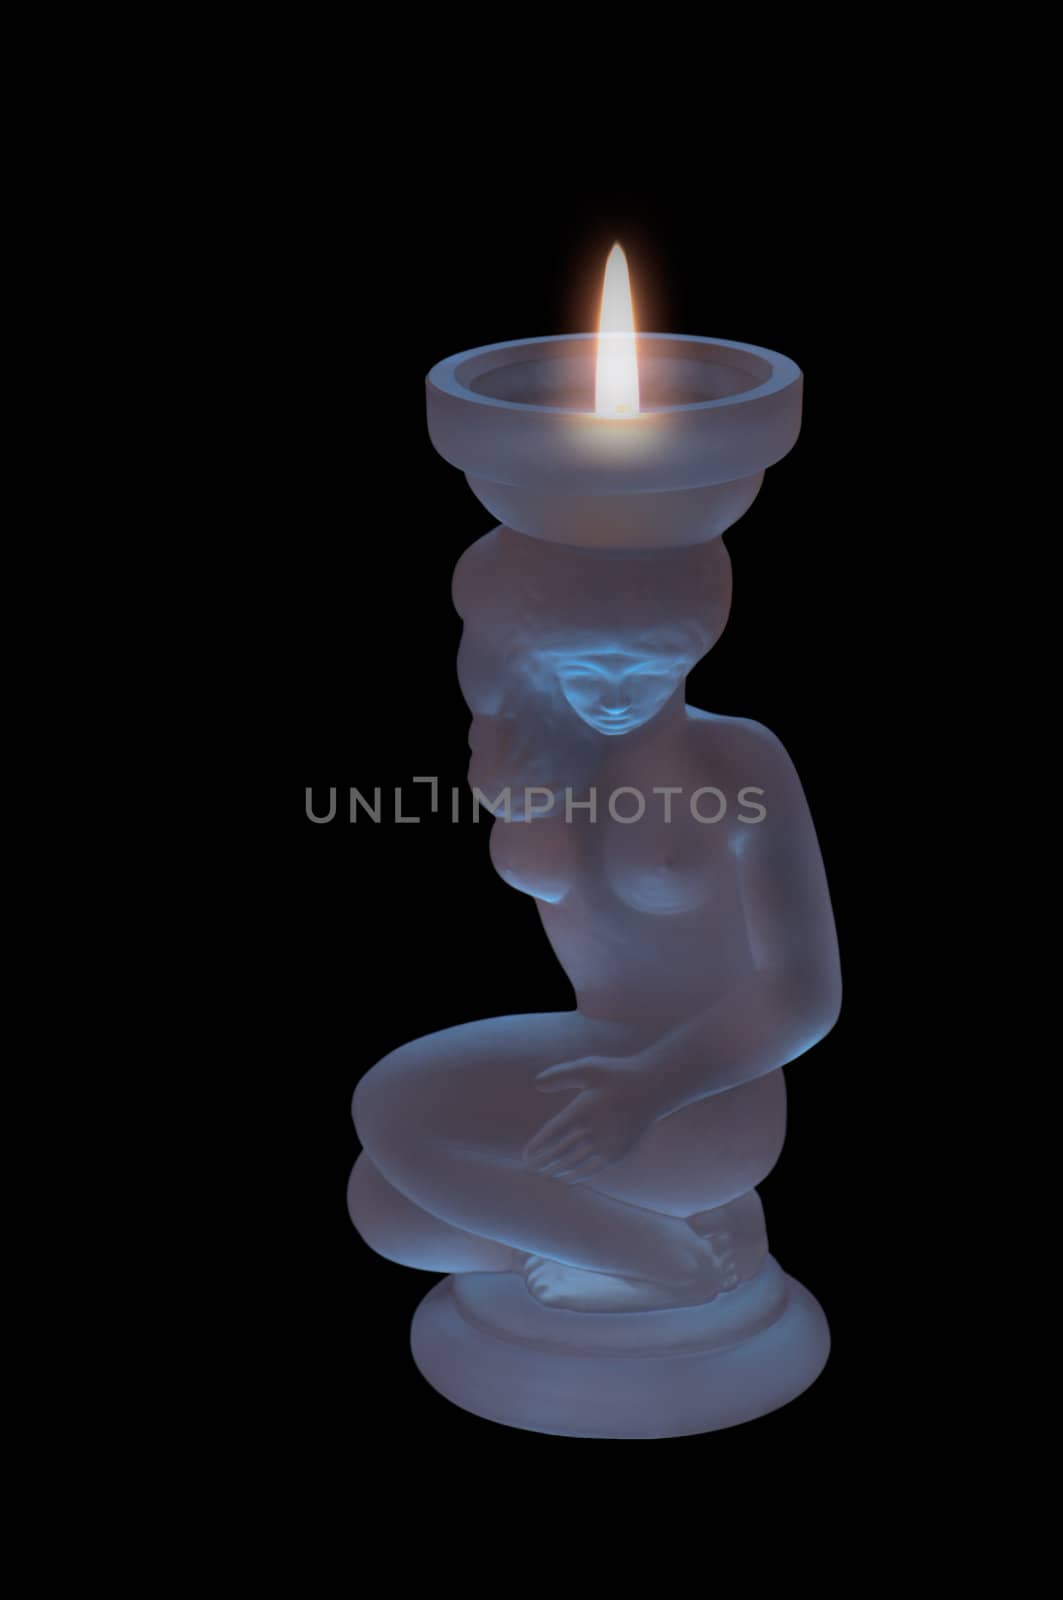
[
  {"x1": 595, "y1": 243, "x2": 639, "y2": 417},
  {"x1": 592, "y1": 243, "x2": 633, "y2": 416}
]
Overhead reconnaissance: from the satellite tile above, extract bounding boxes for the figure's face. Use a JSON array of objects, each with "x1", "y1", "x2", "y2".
[
  {"x1": 551, "y1": 646, "x2": 691, "y2": 736},
  {"x1": 455, "y1": 628, "x2": 697, "y2": 815}
]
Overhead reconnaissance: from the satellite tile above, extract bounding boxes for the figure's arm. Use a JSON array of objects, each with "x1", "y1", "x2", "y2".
[
  {"x1": 524, "y1": 721, "x2": 842, "y2": 1184},
  {"x1": 632, "y1": 722, "x2": 842, "y2": 1119}
]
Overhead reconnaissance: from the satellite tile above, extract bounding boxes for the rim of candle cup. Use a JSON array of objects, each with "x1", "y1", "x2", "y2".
[
  {"x1": 425, "y1": 331, "x2": 803, "y2": 543},
  {"x1": 427, "y1": 332, "x2": 800, "y2": 417}
]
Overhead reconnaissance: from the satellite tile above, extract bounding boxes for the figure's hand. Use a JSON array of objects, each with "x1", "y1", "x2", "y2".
[{"x1": 523, "y1": 1055, "x2": 659, "y2": 1183}]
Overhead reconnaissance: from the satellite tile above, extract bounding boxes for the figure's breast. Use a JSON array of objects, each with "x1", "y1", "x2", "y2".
[
  {"x1": 601, "y1": 808, "x2": 724, "y2": 915},
  {"x1": 488, "y1": 814, "x2": 575, "y2": 904}
]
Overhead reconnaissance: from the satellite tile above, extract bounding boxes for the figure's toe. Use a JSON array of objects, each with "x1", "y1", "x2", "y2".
[
  {"x1": 715, "y1": 1237, "x2": 740, "y2": 1291},
  {"x1": 523, "y1": 1257, "x2": 561, "y2": 1305}
]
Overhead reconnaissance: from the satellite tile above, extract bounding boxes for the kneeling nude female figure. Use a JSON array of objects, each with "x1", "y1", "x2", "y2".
[{"x1": 349, "y1": 528, "x2": 841, "y2": 1316}]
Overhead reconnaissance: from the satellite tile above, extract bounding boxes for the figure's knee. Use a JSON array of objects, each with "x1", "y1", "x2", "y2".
[
  {"x1": 352, "y1": 1024, "x2": 532, "y2": 1181},
  {"x1": 347, "y1": 1151, "x2": 520, "y2": 1274},
  {"x1": 347, "y1": 1151, "x2": 436, "y2": 1268},
  {"x1": 351, "y1": 1059, "x2": 385, "y2": 1146},
  {"x1": 352, "y1": 1042, "x2": 449, "y2": 1176},
  {"x1": 352, "y1": 1046, "x2": 411, "y2": 1152}
]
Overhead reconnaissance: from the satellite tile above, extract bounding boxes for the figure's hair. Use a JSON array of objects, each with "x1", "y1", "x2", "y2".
[{"x1": 453, "y1": 528, "x2": 732, "y2": 662}]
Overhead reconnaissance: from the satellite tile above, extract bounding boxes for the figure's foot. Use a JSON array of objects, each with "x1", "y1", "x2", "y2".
[
  {"x1": 686, "y1": 1210, "x2": 741, "y2": 1293},
  {"x1": 522, "y1": 1217, "x2": 738, "y2": 1313}
]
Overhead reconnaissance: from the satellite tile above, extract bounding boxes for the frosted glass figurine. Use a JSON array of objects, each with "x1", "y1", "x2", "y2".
[{"x1": 349, "y1": 333, "x2": 842, "y2": 1437}]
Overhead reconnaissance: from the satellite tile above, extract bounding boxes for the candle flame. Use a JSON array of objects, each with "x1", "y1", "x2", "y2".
[{"x1": 595, "y1": 243, "x2": 639, "y2": 417}]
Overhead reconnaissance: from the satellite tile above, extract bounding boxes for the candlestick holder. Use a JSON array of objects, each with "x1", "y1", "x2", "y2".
[{"x1": 349, "y1": 333, "x2": 841, "y2": 1438}]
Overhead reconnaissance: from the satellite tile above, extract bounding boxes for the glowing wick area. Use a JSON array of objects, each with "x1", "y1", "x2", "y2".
[{"x1": 595, "y1": 243, "x2": 640, "y2": 417}]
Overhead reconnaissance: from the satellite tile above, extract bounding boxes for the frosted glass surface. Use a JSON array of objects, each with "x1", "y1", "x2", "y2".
[
  {"x1": 426, "y1": 333, "x2": 802, "y2": 493},
  {"x1": 348, "y1": 336, "x2": 839, "y2": 1437}
]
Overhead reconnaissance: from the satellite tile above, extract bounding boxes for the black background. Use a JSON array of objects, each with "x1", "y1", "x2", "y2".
[{"x1": 240, "y1": 144, "x2": 934, "y2": 1483}]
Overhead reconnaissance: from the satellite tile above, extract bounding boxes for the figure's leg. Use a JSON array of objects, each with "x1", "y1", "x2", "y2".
[
  {"x1": 515, "y1": 1072, "x2": 782, "y2": 1310},
  {"x1": 353, "y1": 1012, "x2": 716, "y2": 1289},
  {"x1": 348, "y1": 1151, "x2": 522, "y2": 1273},
  {"x1": 589, "y1": 1068, "x2": 787, "y2": 1214},
  {"x1": 520, "y1": 1188, "x2": 769, "y2": 1310}
]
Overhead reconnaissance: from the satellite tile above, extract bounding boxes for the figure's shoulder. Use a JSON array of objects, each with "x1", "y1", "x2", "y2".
[{"x1": 686, "y1": 708, "x2": 794, "y2": 772}]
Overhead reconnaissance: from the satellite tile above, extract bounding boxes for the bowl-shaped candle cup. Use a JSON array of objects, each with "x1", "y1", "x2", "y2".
[{"x1": 426, "y1": 333, "x2": 802, "y2": 550}]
